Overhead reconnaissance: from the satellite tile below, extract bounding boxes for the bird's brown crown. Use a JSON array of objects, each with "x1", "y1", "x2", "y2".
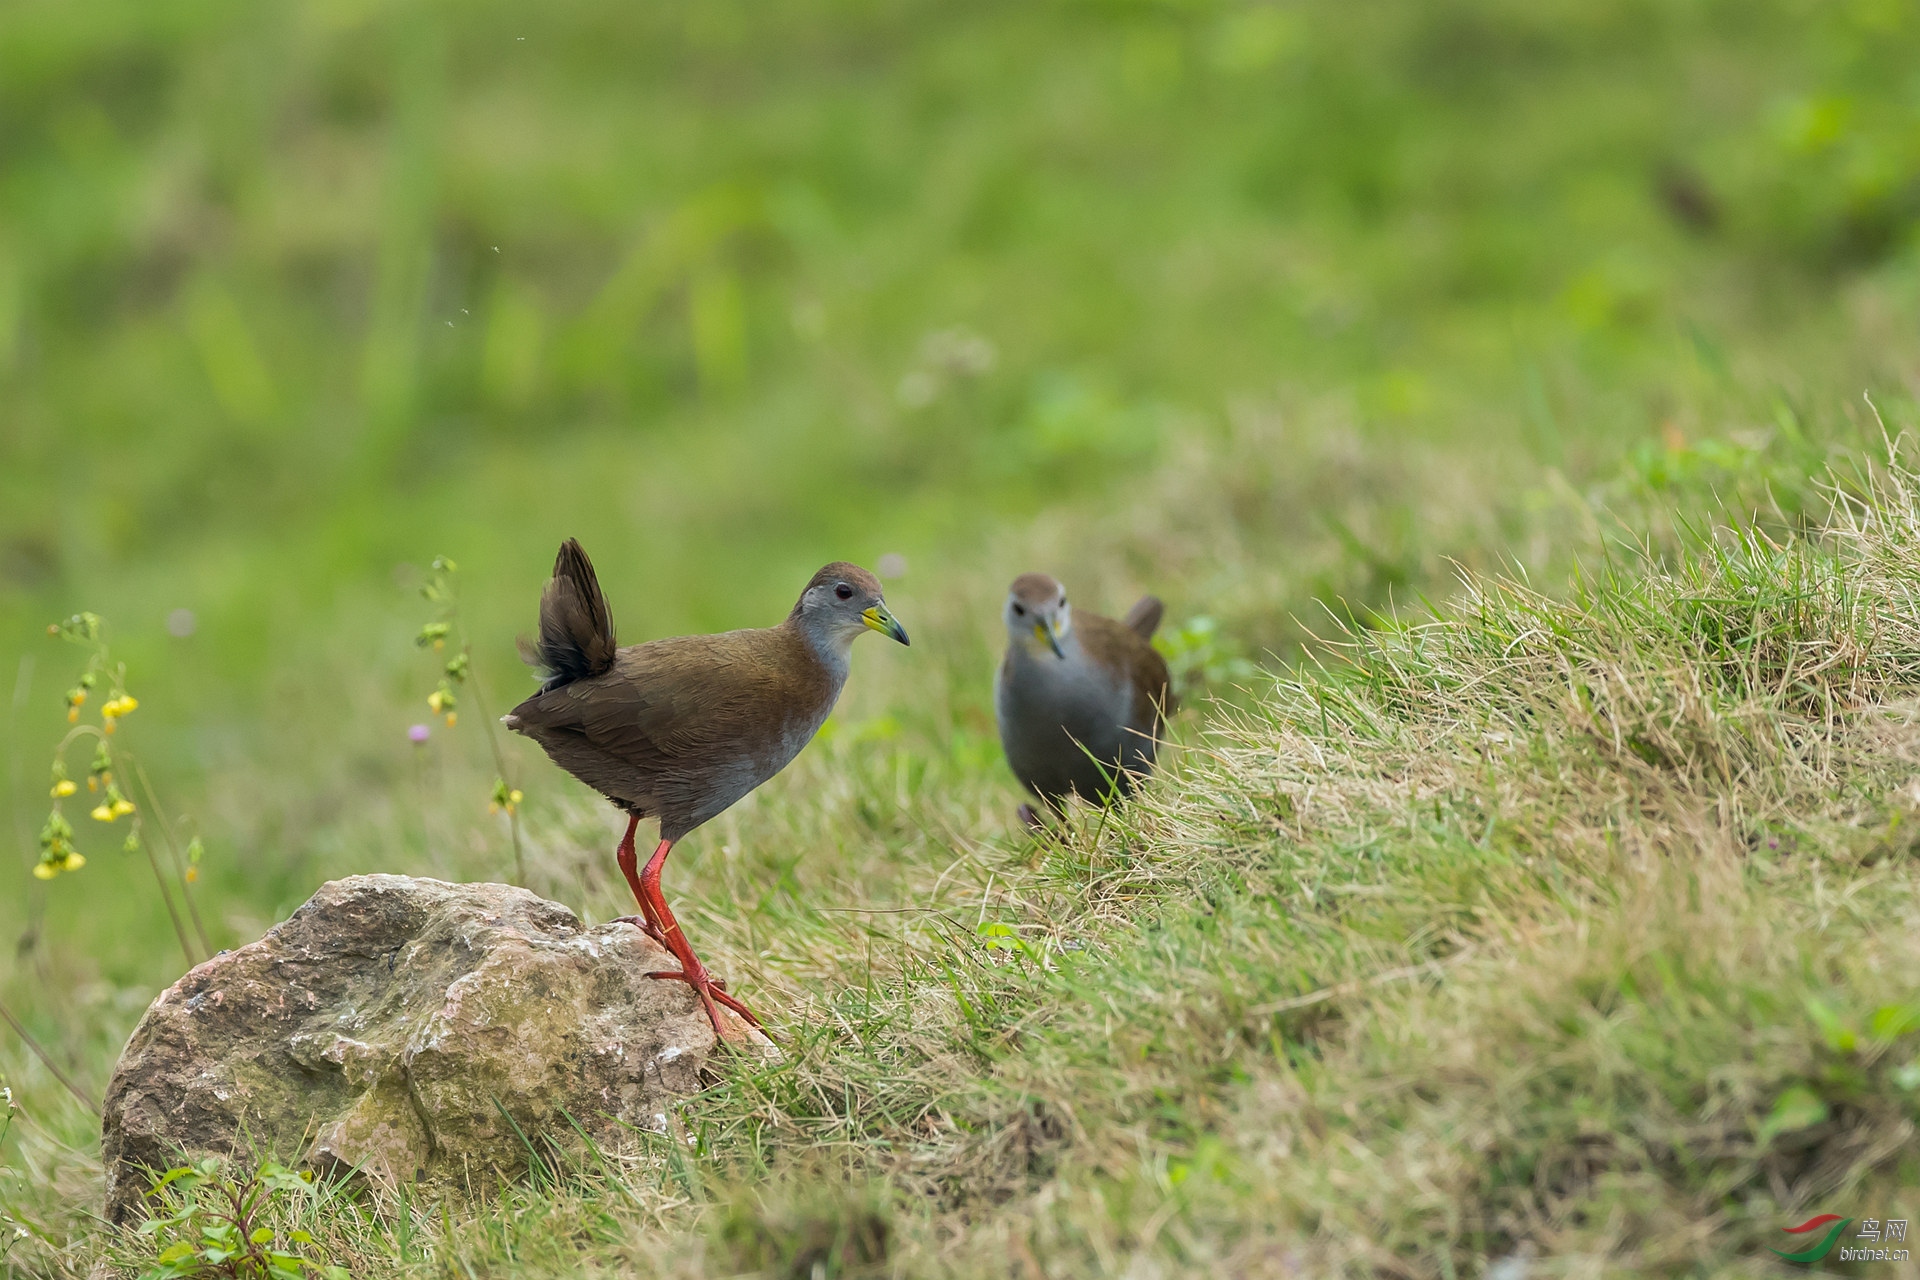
[
  {"x1": 799, "y1": 562, "x2": 884, "y2": 603},
  {"x1": 1009, "y1": 572, "x2": 1063, "y2": 607}
]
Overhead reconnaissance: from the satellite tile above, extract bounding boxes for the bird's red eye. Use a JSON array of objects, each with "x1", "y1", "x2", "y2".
[{"x1": 835, "y1": 583, "x2": 854, "y2": 600}]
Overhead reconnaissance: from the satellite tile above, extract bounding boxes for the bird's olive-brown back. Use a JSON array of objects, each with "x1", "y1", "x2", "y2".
[
  {"x1": 1078, "y1": 611, "x2": 1172, "y2": 728},
  {"x1": 508, "y1": 622, "x2": 842, "y2": 841}
]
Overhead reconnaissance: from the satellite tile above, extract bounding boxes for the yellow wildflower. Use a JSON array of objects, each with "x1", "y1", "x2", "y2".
[
  {"x1": 91, "y1": 803, "x2": 115, "y2": 822},
  {"x1": 35, "y1": 852, "x2": 88, "y2": 882},
  {"x1": 102, "y1": 719, "x2": 116, "y2": 735},
  {"x1": 444, "y1": 712, "x2": 457, "y2": 727},
  {"x1": 67, "y1": 707, "x2": 79, "y2": 723},
  {"x1": 87, "y1": 775, "x2": 99, "y2": 792},
  {"x1": 51, "y1": 779, "x2": 76, "y2": 798},
  {"x1": 112, "y1": 798, "x2": 135, "y2": 817},
  {"x1": 185, "y1": 866, "x2": 199, "y2": 884},
  {"x1": 427, "y1": 689, "x2": 448, "y2": 713},
  {"x1": 509, "y1": 789, "x2": 524, "y2": 806}
]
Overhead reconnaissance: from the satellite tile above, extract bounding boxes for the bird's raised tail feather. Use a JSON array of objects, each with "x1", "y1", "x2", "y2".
[
  {"x1": 521, "y1": 538, "x2": 618, "y2": 691},
  {"x1": 1123, "y1": 595, "x2": 1164, "y2": 640}
]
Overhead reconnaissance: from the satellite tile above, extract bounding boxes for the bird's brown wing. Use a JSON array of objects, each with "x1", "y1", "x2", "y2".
[
  {"x1": 1080, "y1": 611, "x2": 1175, "y2": 729},
  {"x1": 512, "y1": 627, "x2": 827, "y2": 782},
  {"x1": 1122, "y1": 595, "x2": 1164, "y2": 640}
]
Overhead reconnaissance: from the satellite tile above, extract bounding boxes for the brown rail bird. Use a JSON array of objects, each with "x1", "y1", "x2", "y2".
[
  {"x1": 994, "y1": 573, "x2": 1172, "y2": 825},
  {"x1": 504, "y1": 540, "x2": 909, "y2": 1039}
]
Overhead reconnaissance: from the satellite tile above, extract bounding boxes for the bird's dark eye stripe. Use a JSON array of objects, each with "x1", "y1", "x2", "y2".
[{"x1": 1012, "y1": 603, "x2": 1025, "y2": 615}]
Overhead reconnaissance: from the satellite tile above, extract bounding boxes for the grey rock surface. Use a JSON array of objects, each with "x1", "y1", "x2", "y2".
[{"x1": 101, "y1": 874, "x2": 769, "y2": 1224}]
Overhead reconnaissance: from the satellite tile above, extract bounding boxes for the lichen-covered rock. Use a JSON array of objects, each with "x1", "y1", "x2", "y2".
[{"x1": 101, "y1": 874, "x2": 770, "y2": 1224}]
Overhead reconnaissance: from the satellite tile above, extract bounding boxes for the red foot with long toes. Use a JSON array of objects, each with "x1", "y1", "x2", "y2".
[
  {"x1": 613, "y1": 914, "x2": 666, "y2": 944},
  {"x1": 645, "y1": 968, "x2": 763, "y2": 1026},
  {"x1": 612, "y1": 818, "x2": 764, "y2": 1039}
]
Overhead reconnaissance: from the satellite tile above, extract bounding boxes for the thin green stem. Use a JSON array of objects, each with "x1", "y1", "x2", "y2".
[
  {"x1": 56, "y1": 727, "x2": 198, "y2": 966},
  {"x1": 130, "y1": 756, "x2": 214, "y2": 958},
  {"x1": 414, "y1": 744, "x2": 435, "y2": 862},
  {"x1": 141, "y1": 826, "x2": 200, "y2": 968},
  {"x1": 53, "y1": 722, "x2": 105, "y2": 755},
  {"x1": 53, "y1": 638, "x2": 212, "y2": 966},
  {"x1": 0, "y1": 995, "x2": 98, "y2": 1116},
  {"x1": 460, "y1": 642, "x2": 526, "y2": 886}
]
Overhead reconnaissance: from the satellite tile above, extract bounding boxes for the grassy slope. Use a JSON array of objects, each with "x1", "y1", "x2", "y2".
[
  {"x1": 4, "y1": 0, "x2": 1920, "y2": 1275},
  {"x1": 7, "y1": 438, "x2": 1920, "y2": 1278}
]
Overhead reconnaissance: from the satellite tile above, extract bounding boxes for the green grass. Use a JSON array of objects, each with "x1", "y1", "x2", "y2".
[
  {"x1": 6, "y1": 0, "x2": 1920, "y2": 1275},
  {"x1": 13, "y1": 429, "x2": 1920, "y2": 1277}
]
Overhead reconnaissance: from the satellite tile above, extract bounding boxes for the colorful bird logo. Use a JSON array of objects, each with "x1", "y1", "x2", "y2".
[{"x1": 1772, "y1": 1215, "x2": 1852, "y2": 1263}]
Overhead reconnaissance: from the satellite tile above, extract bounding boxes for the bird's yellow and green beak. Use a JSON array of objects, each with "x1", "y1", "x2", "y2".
[
  {"x1": 1035, "y1": 618, "x2": 1065, "y2": 659},
  {"x1": 863, "y1": 602, "x2": 911, "y2": 646}
]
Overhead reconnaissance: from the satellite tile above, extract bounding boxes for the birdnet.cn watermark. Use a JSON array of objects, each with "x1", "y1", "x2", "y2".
[{"x1": 1771, "y1": 1215, "x2": 1909, "y2": 1264}]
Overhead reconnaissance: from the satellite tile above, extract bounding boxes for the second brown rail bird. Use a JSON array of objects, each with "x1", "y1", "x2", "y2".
[
  {"x1": 504, "y1": 540, "x2": 909, "y2": 1039},
  {"x1": 995, "y1": 573, "x2": 1172, "y2": 825}
]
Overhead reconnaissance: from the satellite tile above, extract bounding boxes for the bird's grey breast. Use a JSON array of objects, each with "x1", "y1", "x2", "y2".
[
  {"x1": 685, "y1": 660, "x2": 846, "y2": 827},
  {"x1": 996, "y1": 642, "x2": 1131, "y2": 753},
  {"x1": 769, "y1": 684, "x2": 841, "y2": 769}
]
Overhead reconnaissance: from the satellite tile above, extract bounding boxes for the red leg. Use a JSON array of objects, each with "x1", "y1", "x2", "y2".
[
  {"x1": 647, "y1": 970, "x2": 762, "y2": 1022},
  {"x1": 638, "y1": 838, "x2": 764, "y2": 1037},
  {"x1": 611, "y1": 815, "x2": 666, "y2": 944}
]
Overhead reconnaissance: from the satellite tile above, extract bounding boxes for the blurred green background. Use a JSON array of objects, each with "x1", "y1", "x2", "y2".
[{"x1": 5, "y1": 0, "x2": 1920, "y2": 992}]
